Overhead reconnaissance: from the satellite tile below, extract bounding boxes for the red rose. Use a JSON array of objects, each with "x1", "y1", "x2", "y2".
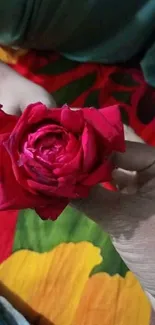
[{"x1": 0, "y1": 103, "x2": 125, "y2": 220}]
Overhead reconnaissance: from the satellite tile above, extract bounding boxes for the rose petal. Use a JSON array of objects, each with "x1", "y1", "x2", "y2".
[
  {"x1": 82, "y1": 124, "x2": 97, "y2": 172},
  {"x1": 66, "y1": 133, "x2": 80, "y2": 153},
  {"x1": 53, "y1": 147, "x2": 83, "y2": 177},
  {"x1": 5, "y1": 104, "x2": 64, "y2": 193},
  {"x1": 73, "y1": 184, "x2": 90, "y2": 198},
  {"x1": 82, "y1": 159, "x2": 114, "y2": 186},
  {"x1": 25, "y1": 125, "x2": 65, "y2": 154},
  {"x1": 24, "y1": 102, "x2": 49, "y2": 125},
  {"x1": 99, "y1": 105, "x2": 125, "y2": 152},
  {"x1": 12, "y1": 104, "x2": 61, "y2": 141},
  {"x1": 0, "y1": 109, "x2": 18, "y2": 134},
  {"x1": 27, "y1": 177, "x2": 76, "y2": 198},
  {"x1": 61, "y1": 107, "x2": 84, "y2": 133},
  {"x1": 35, "y1": 198, "x2": 69, "y2": 220},
  {"x1": 83, "y1": 106, "x2": 125, "y2": 153},
  {"x1": 49, "y1": 108, "x2": 62, "y2": 123},
  {"x1": 7, "y1": 103, "x2": 51, "y2": 152},
  {"x1": 0, "y1": 143, "x2": 48, "y2": 211},
  {"x1": 4, "y1": 141, "x2": 33, "y2": 194},
  {"x1": 23, "y1": 160, "x2": 56, "y2": 184}
]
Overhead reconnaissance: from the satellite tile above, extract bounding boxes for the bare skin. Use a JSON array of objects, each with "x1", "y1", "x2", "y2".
[{"x1": 0, "y1": 61, "x2": 56, "y2": 114}]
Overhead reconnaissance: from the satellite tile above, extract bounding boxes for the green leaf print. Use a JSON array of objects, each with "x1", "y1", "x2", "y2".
[
  {"x1": 52, "y1": 73, "x2": 96, "y2": 106},
  {"x1": 37, "y1": 56, "x2": 79, "y2": 75},
  {"x1": 112, "y1": 91, "x2": 132, "y2": 105},
  {"x1": 110, "y1": 72, "x2": 139, "y2": 87},
  {"x1": 84, "y1": 90, "x2": 100, "y2": 108},
  {"x1": 119, "y1": 106, "x2": 129, "y2": 125},
  {"x1": 13, "y1": 207, "x2": 128, "y2": 277}
]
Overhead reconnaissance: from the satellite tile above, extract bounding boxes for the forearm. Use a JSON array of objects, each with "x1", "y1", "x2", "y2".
[{"x1": 0, "y1": 60, "x2": 56, "y2": 114}]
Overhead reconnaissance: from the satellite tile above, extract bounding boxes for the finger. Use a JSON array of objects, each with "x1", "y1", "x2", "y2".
[
  {"x1": 124, "y1": 125, "x2": 144, "y2": 143},
  {"x1": 112, "y1": 168, "x2": 138, "y2": 193},
  {"x1": 0, "y1": 101, "x2": 21, "y2": 116},
  {"x1": 115, "y1": 141, "x2": 155, "y2": 172}
]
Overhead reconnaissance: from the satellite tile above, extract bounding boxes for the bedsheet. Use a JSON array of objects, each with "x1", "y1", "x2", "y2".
[{"x1": 0, "y1": 47, "x2": 154, "y2": 324}]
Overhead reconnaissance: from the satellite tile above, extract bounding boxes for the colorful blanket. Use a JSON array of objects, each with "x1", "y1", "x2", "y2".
[{"x1": 0, "y1": 48, "x2": 154, "y2": 324}]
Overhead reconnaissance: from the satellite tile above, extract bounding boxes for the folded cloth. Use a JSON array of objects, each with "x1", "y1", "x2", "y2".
[
  {"x1": 1, "y1": 0, "x2": 155, "y2": 89},
  {"x1": 0, "y1": 297, "x2": 29, "y2": 325}
]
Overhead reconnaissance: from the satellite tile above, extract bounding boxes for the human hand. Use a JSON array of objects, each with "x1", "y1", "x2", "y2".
[
  {"x1": 72, "y1": 141, "x2": 155, "y2": 309},
  {"x1": 0, "y1": 61, "x2": 56, "y2": 115}
]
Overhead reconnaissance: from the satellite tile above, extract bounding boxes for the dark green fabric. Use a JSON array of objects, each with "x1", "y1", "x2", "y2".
[
  {"x1": 0, "y1": 1, "x2": 33, "y2": 44},
  {"x1": 1, "y1": 0, "x2": 155, "y2": 86}
]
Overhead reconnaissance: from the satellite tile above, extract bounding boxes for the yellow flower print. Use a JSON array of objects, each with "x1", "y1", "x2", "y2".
[
  {"x1": 0, "y1": 242, "x2": 151, "y2": 325},
  {"x1": 0, "y1": 46, "x2": 27, "y2": 64}
]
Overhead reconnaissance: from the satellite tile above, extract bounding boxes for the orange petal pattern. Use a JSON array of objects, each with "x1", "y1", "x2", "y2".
[
  {"x1": 0, "y1": 242, "x2": 151, "y2": 325},
  {"x1": 73, "y1": 272, "x2": 151, "y2": 325}
]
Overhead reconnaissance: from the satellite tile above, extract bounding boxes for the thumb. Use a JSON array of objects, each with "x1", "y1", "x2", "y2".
[{"x1": 115, "y1": 141, "x2": 155, "y2": 172}]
